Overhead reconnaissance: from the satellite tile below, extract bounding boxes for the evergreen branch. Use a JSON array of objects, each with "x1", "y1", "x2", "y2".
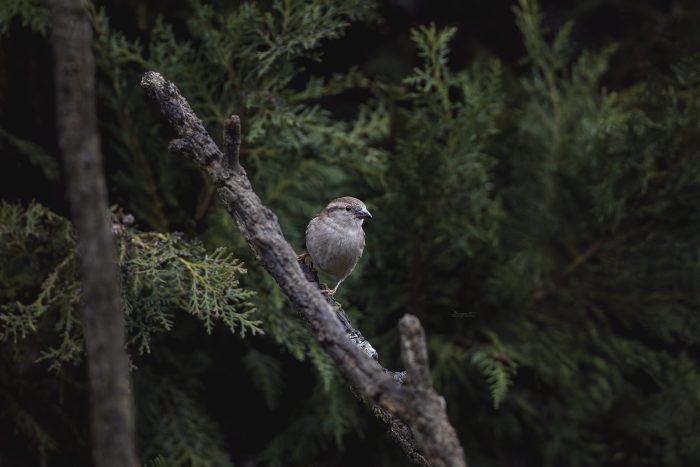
[
  {"x1": 0, "y1": 126, "x2": 59, "y2": 180},
  {"x1": 514, "y1": 0, "x2": 564, "y2": 147},
  {"x1": 141, "y1": 71, "x2": 467, "y2": 467},
  {"x1": 562, "y1": 240, "x2": 604, "y2": 277}
]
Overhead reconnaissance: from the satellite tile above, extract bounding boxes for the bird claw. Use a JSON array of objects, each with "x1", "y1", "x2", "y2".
[
  {"x1": 297, "y1": 252, "x2": 309, "y2": 262},
  {"x1": 319, "y1": 283, "x2": 336, "y2": 297}
]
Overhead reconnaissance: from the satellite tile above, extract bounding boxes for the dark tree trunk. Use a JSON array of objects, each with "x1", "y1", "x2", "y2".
[{"x1": 48, "y1": 1, "x2": 138, "y2": 466}]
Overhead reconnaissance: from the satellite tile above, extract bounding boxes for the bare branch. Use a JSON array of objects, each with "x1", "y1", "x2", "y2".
[
  {"x1": 223, "y1": 115, "x2": 242, "y2": 171},
  {"x1": 400, "y1": 314, "x2": 433, "y2": 391},
  {"x1": 299, "y1": 261, "x2": 427, "y2": 465},
  {"x1": 49, "y1": 1, "x2": 137, "y2": 466},
  {"x1": 141, "y1": 71, "x2": 467, "y2": 467}
]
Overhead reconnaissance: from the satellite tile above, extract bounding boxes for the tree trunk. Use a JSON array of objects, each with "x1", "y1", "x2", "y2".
[{"x1": 48, "y1": 1, "x2": 138, "y2": 466}]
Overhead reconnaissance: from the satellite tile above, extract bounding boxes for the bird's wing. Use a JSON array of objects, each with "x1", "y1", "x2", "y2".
[
  {"x1": 305, "y1": 216, "x2": 319, "y2": 248},
  {"x1": 359, "y1": 228, "x2": 365, "y2": 258}
]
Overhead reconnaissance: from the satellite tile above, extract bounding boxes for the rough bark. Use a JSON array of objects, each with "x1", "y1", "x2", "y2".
[
  {"x1": 299, "y1": 258, "x2": 428, "y2": 466},
  {"x1": 141, "y1": 71, "x2": 467, "y2": 467},
  {"x1": 49, "y1": 1, "x2": 138, "y2": 466}
]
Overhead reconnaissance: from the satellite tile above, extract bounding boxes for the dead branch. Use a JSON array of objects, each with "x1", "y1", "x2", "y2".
[{"x1": 141, "y1": 71, "x2": 467, "y2": 467}]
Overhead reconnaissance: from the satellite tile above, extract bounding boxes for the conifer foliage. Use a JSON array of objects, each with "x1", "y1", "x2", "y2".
[{"x1": 1, "y1": 0, "x2": 700, "y2": 465}]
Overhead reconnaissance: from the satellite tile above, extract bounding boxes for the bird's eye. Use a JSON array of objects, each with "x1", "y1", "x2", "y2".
[{"x1": 345, "y1": 206, "x2": 352, "y2": 211}]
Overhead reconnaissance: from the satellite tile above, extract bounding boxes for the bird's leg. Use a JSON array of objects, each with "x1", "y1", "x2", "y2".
[
  {"x1": 321, "y1": 279, "x2": 344, "y2": 297},
  {"x1": 297, "y1": 252, "x2": 309, "y2": 262}
]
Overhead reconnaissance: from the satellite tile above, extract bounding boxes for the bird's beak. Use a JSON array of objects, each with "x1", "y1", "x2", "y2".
[{"x1": 356, "y1": 207, "x2": 372, "y2": 219}]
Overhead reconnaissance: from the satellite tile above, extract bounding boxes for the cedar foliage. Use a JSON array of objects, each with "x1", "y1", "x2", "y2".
[{"x1": 1, "y1": 0, "x2": 700, "y2": 466}]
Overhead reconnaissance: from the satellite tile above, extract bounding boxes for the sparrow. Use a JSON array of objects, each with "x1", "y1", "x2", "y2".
[{"x1": 300, "y1": 197, "x2": 372, "y2": 296}]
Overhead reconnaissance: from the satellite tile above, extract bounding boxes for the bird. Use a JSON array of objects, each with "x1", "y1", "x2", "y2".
[{"x1": 299, "y1": 196, "x2": 372, "y2": 296}]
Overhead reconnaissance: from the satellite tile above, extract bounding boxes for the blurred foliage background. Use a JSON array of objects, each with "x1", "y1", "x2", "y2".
[{"x1": 1, "y1": 0, "x2": 700, "y2": 465}]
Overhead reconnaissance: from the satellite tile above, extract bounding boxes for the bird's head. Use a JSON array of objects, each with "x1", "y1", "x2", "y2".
[{"x1": 322, "y1": 196, "x2": 372, "y2": 229}]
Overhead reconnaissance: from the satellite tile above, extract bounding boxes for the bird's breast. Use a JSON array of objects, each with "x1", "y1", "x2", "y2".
[{"x1": 306, "y1": 219, "x2": 365, "y2": 279}]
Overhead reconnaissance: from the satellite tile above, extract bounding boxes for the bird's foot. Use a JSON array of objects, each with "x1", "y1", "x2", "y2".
[
  {"x1": 297, "y1": 252, "x2": 309, "y2": 263},
  {"x1": 319, "y1": 284, "x2": 336, "y2": 297}
]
